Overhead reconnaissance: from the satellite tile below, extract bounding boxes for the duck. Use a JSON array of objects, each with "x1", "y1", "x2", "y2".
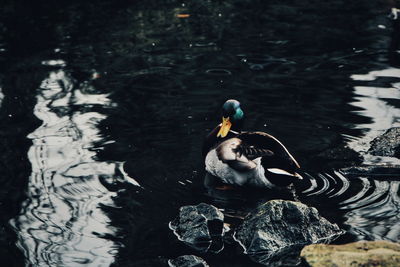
[{"x1": 203, "y1": 99, "x2": 302, "y2": 188}]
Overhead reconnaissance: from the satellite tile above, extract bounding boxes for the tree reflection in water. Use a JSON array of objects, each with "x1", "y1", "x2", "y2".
[{"x1": 10, "y1": 64, "x2": 137, "y2": 267}]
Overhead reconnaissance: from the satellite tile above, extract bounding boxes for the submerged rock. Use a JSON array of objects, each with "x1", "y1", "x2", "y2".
[
  {"x1": 315, "y1": 145, "x2": 362, "y2": 169},
  {"x1": 301, "y1": 241, "x2": 400, "y2": 267},
  {"x1": 168, "y1": 255, "x2": 209, "y2": 267},
  {"x1": 234, "y1": 200, "x2": 343, "y2": 265},
  {"x1": 169, "y1": 203, "x2": 224, "y2": 252},
  {"x1": 369, "y1": 127, "x2": 400, "y2": 158},
  {"x1": 341, "y1": 165, "x2": 400, "y2": 179}
]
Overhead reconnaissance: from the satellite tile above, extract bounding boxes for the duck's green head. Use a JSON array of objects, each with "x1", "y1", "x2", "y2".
[{"x1": 217, "y1": 99, "x2": 244, "y2": 138}]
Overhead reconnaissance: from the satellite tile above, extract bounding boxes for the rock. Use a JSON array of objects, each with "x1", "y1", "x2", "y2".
[
  {"x1": 169, "y1": 203, "x2": 224, "y2": 252},
  {"x1": 168, "y1": 255, "x2": 209, "y2": 267},
  {"x1": 234, "y1": 200, "x2": 343, "y2": 265},
  {"x1": 369, "y1": 127, "x2": 400, "y2": 158},
  {"x1": 301, "y1": 240, "x2": 400, "y2": 267}
]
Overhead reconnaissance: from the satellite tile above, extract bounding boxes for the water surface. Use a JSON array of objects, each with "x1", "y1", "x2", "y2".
[{"x1": 0, "y1": 0, "x2": 399, "y2": 266}]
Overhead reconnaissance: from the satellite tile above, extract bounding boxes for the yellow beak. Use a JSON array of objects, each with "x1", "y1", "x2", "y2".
[{"x1": 217, "y1": 117, "x2": 232, "y2": 138}]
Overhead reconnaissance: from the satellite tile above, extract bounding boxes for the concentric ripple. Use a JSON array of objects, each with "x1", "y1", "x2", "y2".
[{"x1": 300, "y1": 170, "x2": 400, "y2": 242}]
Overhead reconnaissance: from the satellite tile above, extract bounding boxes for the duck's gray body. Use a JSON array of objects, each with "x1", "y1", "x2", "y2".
[{"x1": 205, "y1": 147, "x2": 275, "y2": 188}]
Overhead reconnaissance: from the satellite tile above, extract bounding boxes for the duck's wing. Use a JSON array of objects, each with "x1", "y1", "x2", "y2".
[
  {"x1": 233, "y1": 144, "x2": 275, "y2": 160},
  {"x1": 237, "y1": 131, "x2": 301, "y2": 173},
  {"x1": 215, "y1": 137, "x2": 274, "y2": 172}
]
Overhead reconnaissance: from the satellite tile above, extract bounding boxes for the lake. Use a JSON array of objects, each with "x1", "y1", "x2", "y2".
[{"x1": 0, "y1": 0, "x2": 399, "y2": 266}]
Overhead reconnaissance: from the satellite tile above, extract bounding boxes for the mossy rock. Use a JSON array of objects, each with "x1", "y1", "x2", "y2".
[{"x1": 301, "y1": 240, "x2": 400, "y2": 267}]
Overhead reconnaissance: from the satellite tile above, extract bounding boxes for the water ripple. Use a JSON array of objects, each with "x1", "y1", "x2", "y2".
[
  {"x1": 10, "y1": 66, "x2": 137, "y2": 267},
  {"x1": 300, "y1": 170, "x2": 400, "y2": 242},
  {"x1": 205, "y1": 68, "x2": 232, "y2": 75}
]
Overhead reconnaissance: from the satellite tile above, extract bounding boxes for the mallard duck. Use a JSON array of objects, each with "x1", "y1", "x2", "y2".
[{"x1": 203, "y1": 99, "x2": 302, "y2": 188}]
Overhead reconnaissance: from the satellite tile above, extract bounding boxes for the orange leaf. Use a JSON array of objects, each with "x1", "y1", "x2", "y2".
[{"x1": 176, "y1": 14, "x2": 190, "y2": 18}]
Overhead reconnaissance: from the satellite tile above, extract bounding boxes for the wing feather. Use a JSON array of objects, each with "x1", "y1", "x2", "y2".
[
  {"x1": 237, "y1": 131, "x2": 301, "y2": 172},
  {"x1": 234, "y1": 145, "x2": 274, "y2": 160}
]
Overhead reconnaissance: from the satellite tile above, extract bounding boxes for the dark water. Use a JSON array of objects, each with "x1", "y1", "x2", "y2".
[{"x1": 0, "y1": 0, "x2": 400, "y2": 266}]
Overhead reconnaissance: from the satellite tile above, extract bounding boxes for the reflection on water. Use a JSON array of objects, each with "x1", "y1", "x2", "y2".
[
  {"x1": 9, "y1": 65, "x2": 135, "y2": 266},
  {"x1": 0, "y1": 84, "x2": 3, "y2": 107},
  {"x1": 301, "y1": 172, "x2": 400, "y2": 242},
  {"x1": 348, "y1": 67, "x2": 400, "y2": 164},
  {"x1": 342, "y1": 179, "x2": 400, "y2": 241}
]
